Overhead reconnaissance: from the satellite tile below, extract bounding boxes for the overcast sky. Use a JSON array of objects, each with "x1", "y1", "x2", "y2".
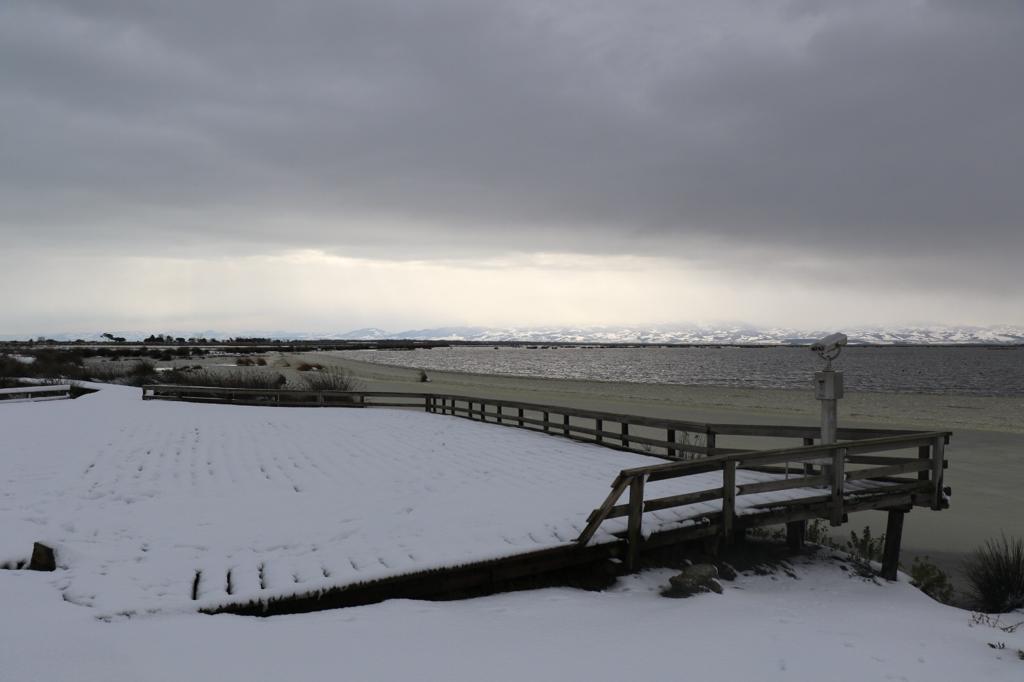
[{"x1": 2, "y1": 0, "x2": 1022, "y2": 334}]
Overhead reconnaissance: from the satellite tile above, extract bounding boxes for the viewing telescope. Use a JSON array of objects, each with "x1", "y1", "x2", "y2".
[{"x1": 811, "y1": 333, "x2": 848, "y2": 356}]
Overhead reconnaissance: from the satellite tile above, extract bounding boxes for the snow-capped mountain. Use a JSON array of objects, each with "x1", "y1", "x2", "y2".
[
  {"x1": 341, "y1": 325, "x2": 1024, "y2": 345},
  {"x1": 4, "y1": 325, "x2": 1022, "y2": 344}
]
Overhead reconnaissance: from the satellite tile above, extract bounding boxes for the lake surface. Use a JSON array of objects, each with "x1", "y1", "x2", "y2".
[{"x1": 335, "y1": 345, "x2": 1024, "y2": 397}]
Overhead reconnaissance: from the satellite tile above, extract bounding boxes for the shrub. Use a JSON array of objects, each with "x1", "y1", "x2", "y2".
[
  {"x1": 160, "y1": 369, "x2": 287, "y2": 390},
  {"x1": 296, "y1": 362, "x2": 323, "y2": 372},
  {"x1": 910, "y1": 556, "x2": 955, "y2": 604},
  {"x1": 965, "y1": 535, "x2": 1024, "y2": 613},
  {"x1": 846, "y1": 526, "x2": 885, "y2": 563},
  {"x1": 302, "y1": 368, "x2": 357, "y2": 392},
  {"x1": 236, "y1": 357, "x2": 255, "y2": 367},
  {"x1": 84, "y1": 360, "x2": 157, "y2": 386}
]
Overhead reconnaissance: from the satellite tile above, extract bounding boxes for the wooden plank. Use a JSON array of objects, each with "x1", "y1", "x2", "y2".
[
  {"x1": 604, "y1": 487, "x2": 723, "y2": 519},
  {"x1": 627, "y1": 431, "x2": 951, "y2": 481},
  {"x1": 643, "y1": 488, "x2": 724, "y2": 513},
  {"x1": 737, "y1": 474, "x2": 828, "y2": 496},
  {"x1": 576, "y1": 475, "x2": 630, "y2": 546},
  {"x1": 748, "y1": 493, "x2": 834, "y2": 511},
  {"x1": 708, "y1": 423, "x2": 918, "y2": 439},
  {"x1": 846, "y1": 455, "x2": 921, "y2": 465},
  {"x1": 844, "y1": 459, "x2": 931, "y2": 481}
]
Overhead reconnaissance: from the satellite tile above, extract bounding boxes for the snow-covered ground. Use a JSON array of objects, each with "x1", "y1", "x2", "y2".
[
  {"x1": 2, "y1": 555, "x2": 1022, "y2": 681},
  {"x1": 1, "y1": 383, "x2": 858, "y2": 616},
  {"x1": 3, "y1": 384, "x2": 1022, "y2": 680}
]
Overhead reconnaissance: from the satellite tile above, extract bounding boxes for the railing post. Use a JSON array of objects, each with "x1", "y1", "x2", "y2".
[
  {"x1": 542, "y1": 411, "x2": 549, "y2": 433},
  {"x1": 621, "y1": 423, "x2": 629, "y2": 448},
  {"x1": 595, "y1": 419, "x2": 603, "y2": 444},
  {"x1": 518, "y1": 407, "x2": 524, "y2": 427},
  {"x1": 830, "y1": 446, "x2": 846, "y2": 526},
  {"x1": 706, "y1": 430, "x2": 717, "y2": 454},
  {"x1": 917, "y1": 445, "x2": 930, "y2": 481},
  {"x1": 626, "y1": 475, "x2": 645, "y2": 571},
  {"x1": 667, "y1": 429, "x2": 676, "y2": 458},
  {"x1": 496, "y1": 404, "x2": 503, "y2": 424},
  {"x1": 930, "y1": 437, "x2": 946, "y2": 510},
  {"x1": 803, "y1": 437, "x2": 815, "y2": 475},
  {"x1": 722, "y1": 460, "x2": 736, "y2": 544},
  {"x1": 563, "y1": 414, "x2": 570, "y2": 436}
]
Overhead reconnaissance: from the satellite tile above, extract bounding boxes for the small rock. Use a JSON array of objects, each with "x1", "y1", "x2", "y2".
[
  {"x1": 661, "y1": 563, "x2": 723, "y2": 598},
  {"x1": 29, "y1": 542, "x2": 56, "y2": 571},
  {"x1": 717, "y1": 561, "x2": 738, "y2": 581}
]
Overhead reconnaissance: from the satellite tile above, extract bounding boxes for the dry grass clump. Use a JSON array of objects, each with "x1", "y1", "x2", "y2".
[
  {"x1": 86, "y1": 361, "x2": 158, "y2": 386},
  {"x1": 302, "y1": 368, "x2": 357, "y2": 392},
  {"x1": 160, "y1": 368, "x2": 287, "y2": 390},
  {"x1": 965, "y1": 535, "x2": 1024, "y2": 613}
]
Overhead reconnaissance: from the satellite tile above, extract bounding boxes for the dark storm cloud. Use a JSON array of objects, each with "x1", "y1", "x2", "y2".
[{"x1": 1, "y1": 0, "x2": 1022, "y2": 266}]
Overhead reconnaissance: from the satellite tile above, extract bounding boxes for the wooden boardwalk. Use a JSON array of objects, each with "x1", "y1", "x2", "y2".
[{"x1": 142, "y1": 385, "x2": 951, "y2": 613}]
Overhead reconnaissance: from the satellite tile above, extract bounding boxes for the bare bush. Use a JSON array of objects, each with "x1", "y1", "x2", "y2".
[
  {"x1": 160, "y1": 369, "x2": 287, "y2": 390},
  {"x1": 965, "y1": 535, "x2": 1024, "y2": 613},
  {"x1": 302, "y1": 368, "x2": 357, "y2": 392}
]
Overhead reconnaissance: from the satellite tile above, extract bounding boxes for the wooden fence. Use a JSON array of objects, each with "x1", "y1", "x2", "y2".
[
  {"x1": 0, "y1": 384, "x2": 73, "y2": 403},
  {"x1": 142, "y1": 385, "x2": 919, "y2": 461}
]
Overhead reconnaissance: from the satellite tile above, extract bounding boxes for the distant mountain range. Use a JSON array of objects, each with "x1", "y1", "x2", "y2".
[{"x1": 6, "y1": 325, "x2": 1023, "y2": 345}]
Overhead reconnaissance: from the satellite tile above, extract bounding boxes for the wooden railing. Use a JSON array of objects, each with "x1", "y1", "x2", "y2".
[
  {"x1": 575, "y1": 431, "x2": 950, "y2": 570},
  {"x1": 0, "y1": 384, "x2": 73, "y2": 403},
  {"x1": 142, "y1": 384, "x2": 923, "y2": 461}
]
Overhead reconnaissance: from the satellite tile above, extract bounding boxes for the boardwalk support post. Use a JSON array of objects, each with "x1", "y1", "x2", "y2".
[
  {"x1": 830, "y1": 447, "x2": 846, "y2": 526},
  {"x1": 931, "y1": 437, "x2": 946, "y2": 510},
  {"x1": 881, "y1": 509, "x2": 906, "y2": 581},
  {"x1": 722, "y1": 460, "x2": 736, "y2": 544},
  {"x1": 786, "y1": 520, "x2": 806, "y2": 552}
]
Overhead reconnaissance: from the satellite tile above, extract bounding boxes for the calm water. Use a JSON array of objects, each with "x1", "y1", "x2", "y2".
[{"x1": 337, "y1": 346, "x2": 1024, "y2": 397}]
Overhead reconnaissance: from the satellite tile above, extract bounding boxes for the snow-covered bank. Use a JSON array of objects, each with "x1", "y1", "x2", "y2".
[{"x1": 2, "y1": 554, "x2": 1021, "y2": 682}]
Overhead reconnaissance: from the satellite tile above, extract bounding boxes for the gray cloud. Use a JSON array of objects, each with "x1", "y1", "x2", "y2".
[{"x1": 1, "y1": 1, "x2": 1022, "y2": 284}]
